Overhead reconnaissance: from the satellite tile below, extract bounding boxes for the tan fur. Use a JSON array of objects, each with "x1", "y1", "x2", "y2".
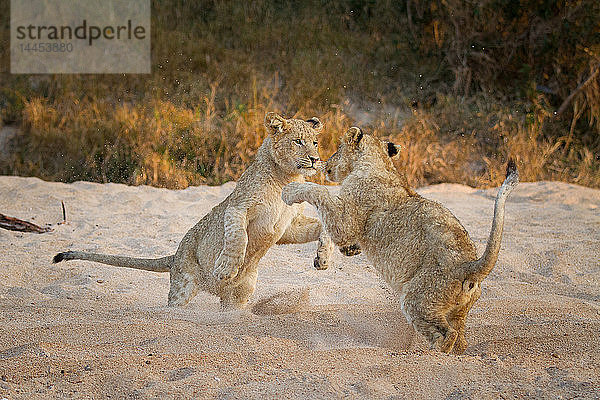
[
  {"x1": 282, "y1": 127, "x2": 519, "y2": 354},
  {"x1": 54, "y1": 112, "x2": 334, "y2": 309}
]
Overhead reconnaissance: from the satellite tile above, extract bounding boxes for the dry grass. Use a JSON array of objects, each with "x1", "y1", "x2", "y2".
[
  {"x1": 0, "y1": 0, "x2": 598, "y2": 189},
  {"x1": 4, "y1": 88, "x2": 597, "y2": 189}
]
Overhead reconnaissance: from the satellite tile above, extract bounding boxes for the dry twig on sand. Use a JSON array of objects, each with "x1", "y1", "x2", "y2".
[{"x1": 0, "y1": 214, "x2": 52, "y2": 233}]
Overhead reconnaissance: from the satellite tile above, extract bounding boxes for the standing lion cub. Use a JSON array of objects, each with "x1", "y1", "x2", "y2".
[
  {"x1": 54, "y1": 112, "x2": 334, "y2": 309},
  {"x1": 282, "y1": 127, "x2": 519, "y2": 354}
]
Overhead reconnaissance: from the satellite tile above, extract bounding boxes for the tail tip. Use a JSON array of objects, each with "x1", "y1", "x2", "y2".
[
  {"x1": 506, "y1": 158, "x2": 517, "y2": 178},
  {"x1": 504, "y1": 158, "x2": 519, "y2": 186},
  {"x1": 53, "y1": 251, "x2": 70, "y2": 263}
]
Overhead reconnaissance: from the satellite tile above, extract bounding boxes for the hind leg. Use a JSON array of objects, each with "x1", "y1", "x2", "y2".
[
  {"x1": 448, "y1": 285, "x2": 481, "y2": 354},
  {"x1": 404, "y1": 295, "x2": 458, "y2": 353},
  {"x1": 411, "y1": 314, "x2": 458, "y2": 353},
  {"x1": 412, "y1": 314, "x2": 458, "y2": 353},
  {"x1": 403, "y1": 284, "x2": 458, "y2": 353},
  {"x1": 277, "y1": 212, "x2": 334, "y2": 270},
  {"x1": 452, "y1": 323, "x2": 467, "y2": 355},
  {"x1": 448, "y1": 314, "x2": 468, "y2": 354},
  {"x1": 167, "y1": 271, "x2": 199, "y2": 307},
  {"x1": 447, "y1": 306, "x2": 471, "y2": 354},
  {"x1": 219, "y1": 265, "x2": 258, "y2": 310}
]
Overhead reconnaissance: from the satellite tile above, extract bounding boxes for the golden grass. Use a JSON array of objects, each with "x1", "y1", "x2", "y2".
[
  {"x1": 0, "y1": 0, "x2": 598, "y2": 189},
  {"x1": 3, "y1": 85, "x2": 598, "y2": 189}
]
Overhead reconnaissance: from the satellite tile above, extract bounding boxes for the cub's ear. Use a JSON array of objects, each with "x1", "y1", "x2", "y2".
[
  {"x1": 344, "y1": 126, "x2": 363, "y2": 147},
  {"x1": 386, "y1": 142, "x2": 401, "y2": 157},
  {"x1": 265, "y1": 112, "x2": 287, "y2": 134},
  {"x1": 306, "y1": 117, "x2": 323, "y2": 132}
]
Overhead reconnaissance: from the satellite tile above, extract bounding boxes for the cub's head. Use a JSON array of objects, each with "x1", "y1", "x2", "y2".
[
  {"x1": 325, "y1": 126, "x2": 400, "y2": 182},
  {"x1": 265, "y1": 112, "x2": 323, "y2": 177}
]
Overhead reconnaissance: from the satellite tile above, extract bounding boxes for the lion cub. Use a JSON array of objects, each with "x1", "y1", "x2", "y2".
[
  {"x1": 282, "y1": 127, "x2": 519, "y2": 354},
  {"x1": 54, "y1": 113, "x2": 334, "y2": 309}
]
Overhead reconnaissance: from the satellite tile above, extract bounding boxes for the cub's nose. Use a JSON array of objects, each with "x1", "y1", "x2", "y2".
[
  {"x1": 309, "y1": 156, "x2": 319, "y2": 166},
  {"x1": 326, "y1": 169, "x2": 332, "y2": 174}
]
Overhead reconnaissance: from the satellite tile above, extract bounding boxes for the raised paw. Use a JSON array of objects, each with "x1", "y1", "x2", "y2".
[
  {"x1": 314, "y1": 233, "x2": 333, "y2": 270},
  {"x1": 339, "y1": 244, "x2": 361, "y2": 256},
  {"x1": 213, "y1": 253, "x2": 242, "y2": 281},
  {"x1": 313, "y1": 255, "x2": 329, "y2": 270},
  {"x1": 281, "y1": 182, "x2": 305, "y2": 206}
]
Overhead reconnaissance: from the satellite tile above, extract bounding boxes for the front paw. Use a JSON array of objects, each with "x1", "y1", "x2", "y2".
[
  {"x1": 314, "y1": 234, "x2": 334, "y2": 270},
  {"x1": 213, "y1": 253, "x2": 242, "y2": 281},
  {"x1": 313, "y1": 254, "x2": 329, "y2": 270},
  {"x1": 282, "y1": 182, "x2": 305, "y2": 206},
  {"x1": 339, "y1": 244, "x2": 361, "y2": 256}
]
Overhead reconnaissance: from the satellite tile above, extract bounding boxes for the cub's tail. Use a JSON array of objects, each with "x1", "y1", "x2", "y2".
[
  {"x1": 467, "y1": 160, "x2": 519, "y2": 281},
  {"x1": 53, "y1": 251, "x2": 173, "y2": 272}
]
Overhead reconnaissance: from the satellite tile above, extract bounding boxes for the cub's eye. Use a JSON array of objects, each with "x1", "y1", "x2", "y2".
[
  {"x1": 313, "y1": 141, "x2": 318, "y2": 146},
  {"x1": 294, "y1": 139, "x2": 304, "y2": 146}
]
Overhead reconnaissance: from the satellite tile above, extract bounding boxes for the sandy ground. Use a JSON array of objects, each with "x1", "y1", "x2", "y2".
[{"x1": 0, "y1": 175, "x2": 599, "y2": 399}]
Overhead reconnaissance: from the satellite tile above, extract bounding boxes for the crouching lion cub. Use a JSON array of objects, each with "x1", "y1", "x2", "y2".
[
  {"x1": 282, "y1": 127, "x2": 519, "y2": 354},
  {"x1": 54, "y1": 112, "x2": 334, "y2": 309}
]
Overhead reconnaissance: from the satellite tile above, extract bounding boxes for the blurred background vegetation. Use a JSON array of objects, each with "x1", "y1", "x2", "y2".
[{"x1": 0, "y1": 0, "x2": 598, "y2": 188}]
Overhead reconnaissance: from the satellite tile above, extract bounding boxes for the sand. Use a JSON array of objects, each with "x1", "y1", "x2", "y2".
[{"x1": 0, "y1": 175, "x2": 599, "y2": 399}]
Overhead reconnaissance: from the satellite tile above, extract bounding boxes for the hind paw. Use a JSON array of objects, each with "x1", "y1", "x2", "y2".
[
  {"x1": 452, "y1": 336, "x2": 468, "y2": 355},
  {"x1": 440, "y1": 329, "x2": 458, "y2": 353}
]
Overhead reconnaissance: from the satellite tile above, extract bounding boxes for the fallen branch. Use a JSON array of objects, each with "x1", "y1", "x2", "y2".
[{"x1": 0, "y1": 214, "x2": 52, "y2": 233}]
